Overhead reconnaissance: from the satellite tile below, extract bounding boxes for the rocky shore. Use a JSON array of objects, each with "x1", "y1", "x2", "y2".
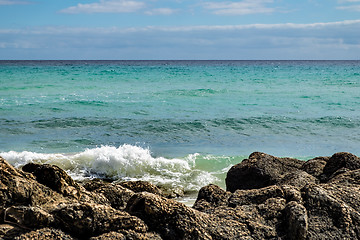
[{"x1": 1, "y1": 151, "x2": 360, "y2": 239}]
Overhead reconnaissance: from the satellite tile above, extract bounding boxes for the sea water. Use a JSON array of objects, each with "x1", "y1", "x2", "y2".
[{"x1": 1, "y1": 60, "x2": 360, "y2": 196}]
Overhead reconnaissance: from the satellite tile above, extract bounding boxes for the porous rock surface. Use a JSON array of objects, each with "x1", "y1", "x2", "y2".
[{"x1": 1, "y1": 151, "x2": 360, "y2": 239}]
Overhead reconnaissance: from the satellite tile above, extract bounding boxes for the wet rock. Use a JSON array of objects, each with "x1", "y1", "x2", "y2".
[
  {"x1": 228, "y1": 185, "x2": 285, "y2": 207},
  {"x1": 302, "y1": 184, "x2": 360, "y2": 239},
  {"x1": 89, "y1": 231, "x2": 126, "y2": 240},
  {"x1": 127, "y1": 192, "x2": 252, "y2": 240},
  {"x1": 323, "y1": 152, "x2": 360, "y2": 180},
  {"x1": 118, "y1": 181, "x2": 163, "y2": 196},
  {"x1": 301, "y1": 156, "x2": 328, "y2": 178},
  {"x1": 52, "y1": 202, "x2": 148, "y2": 238},
  {"x1": 327, "y1": 169, "x2": 360, "y2": 186},
  {"x1": 14, "y1": 228, "x2": 76, "y2": 240},
  {"x1": 226, "y1": 152, "x2": 303, "y2": 192},
  {"x1": 0, "y1": 157, "x2": 67, "y2": 208},
  {"x1": 22, "y1": 163, "x2": 82, "y2": 199},
  {"x1": 81, "y1": 179, "x2": 110, "y2": 192},
  {"x1": 278, "y1": 170, "x2": 318, "y2": 189},
  {"x1": 0, "y1": 224, "x2": 27, "y2": 240},
  {"x1": 284, "y1": 201, "x2": 308, "y2": 240},
  {"x1": 2, "y1": 152, "x2": 360, "y2": 240},
  {"x1": 193, "y1": 184, "x2": 231, "y2": 212},
  {"x1": 93, "y1": 184, "x2": 135, "y2": 210},
  {"x1": 3, "y1": 206, "x2": 54, "y2": 228}
]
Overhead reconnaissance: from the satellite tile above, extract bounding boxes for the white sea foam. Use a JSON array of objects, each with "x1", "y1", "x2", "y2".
[{"x1": 0, "y1": 144, "x2": 218, "y2": 193}]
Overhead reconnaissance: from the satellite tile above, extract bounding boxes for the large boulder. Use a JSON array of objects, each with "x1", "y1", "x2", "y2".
[
  {"x1": 93, "y1": 184, "x2": 134, "y2": 211},
  {"x1": 0, "y1": 157, "x2": 68, "y2": 208},
  {"x1": 196, "y1": 152, "x2": 360, "y2": 240},
  {"x1": 51, "y1": 202, "x2": 148, "y2": 238},
  {"x1": 322, "y1": 152, "x2": 360, "y2": 180},
  {"x1": 127, "y1": 192, "x2": 252, "y2": 240},
  {"x1": 22, "y1": 163, "x2": 82, "y2": 199},
  {"x1": 225, "y1": 152, "x2": 303, "y2": 192}
]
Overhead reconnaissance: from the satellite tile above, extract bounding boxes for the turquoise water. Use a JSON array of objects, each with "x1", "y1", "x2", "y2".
[{"x1": 1, "y1": 60, "x2": 360, "y2": 193}]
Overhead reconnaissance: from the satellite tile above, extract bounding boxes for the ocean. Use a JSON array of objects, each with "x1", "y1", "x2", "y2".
[{"x1": 1, "y1": 60, "x2": 360, "y2": 199}]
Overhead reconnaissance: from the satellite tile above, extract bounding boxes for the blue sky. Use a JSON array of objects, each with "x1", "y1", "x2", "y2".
[{"x1": 1, "y1": 0, "x2": 360, "y2": 59}]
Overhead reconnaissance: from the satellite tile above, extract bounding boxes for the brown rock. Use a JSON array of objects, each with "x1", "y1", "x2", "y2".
[
  {"x1": 323, "y1": 152, "x2": 360, "y2": 179},
  {"x1": 22, "y1": 163, "x2": 82, "y2": 199},
  {"x1": 89, "y1": 231, "x2": 126, "y2": 240},
  {"x1": 52, "y1": 202, "x2": 148, "y2": 238},
  {"x1": 284, "y1": 201, "x2": 308, "y2": 240},
  {"x1": 0, "y1": 157, "x2": 67, "y2": 208},
  {"x1": 127, "y1": 192, "x2": 252, "y2": 240},
  {"x1": 193, "y1": 184, "x2": 231, "y2": 212},
  {"x1": 327, "y1": 169, "x2": 360, "y2": 186},
  {"x1": 228, "y1": 185, "x2": 285, "y2": 207},
  {"x1": 302, "y1": 184, "x2": 360, "y2": 239},
  {"x1": 3, "y1": 206, "x2": 54, "y2": 228},
  {"x1": 81, "y1": 179, "x2": 110, "y2": 192},
  {"x1": 301, "y1": 156, "x2": 328, "y2": 178},
  {"x1": 225, "y1": 152, "x2": 303, "y2": 192},
  {"x1": 14, "y1": 228, "x2": 76, "y2": 240},
  {"x1": 93, "y1": 184, "x2": 134, "y2": 210},
  {"x1": 278, "y1": 170, "x2": 319, "y2": 189},
  {"x1": 0, "y1": 224, "x2": 27, "y2": 240},
  {"x1": 118, "y1": 181, "x2": 163, "y2": 196}
]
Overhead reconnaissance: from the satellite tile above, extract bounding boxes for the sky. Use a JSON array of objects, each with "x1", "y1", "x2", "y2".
[{"x1": 0, "y1": 0, "x2": 360, "y2": 60}]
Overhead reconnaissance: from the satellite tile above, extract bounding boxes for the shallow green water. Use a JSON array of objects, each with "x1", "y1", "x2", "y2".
[{"x1": 1, "y1": 60, "x2": 360, "y2": 192}]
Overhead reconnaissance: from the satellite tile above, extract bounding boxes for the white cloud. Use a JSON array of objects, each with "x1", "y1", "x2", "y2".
[
  {"x1": 337, "y1": 0, "x2": 360, "y2": 11},
  {"x1": 202, "y1": 0, "x2": 275, "y2": 15},
  {"x1": 60, "y1": 0, "x2": 145, "y2": 14},
  {"x1": 144, "y1": 8, "x2": 177, "y2": 15},
  {"x1": 1, "y1": 19, "x2": 360, "y2": 59},
  {"x1": 338, "y1": 0, "x2": 360, "y2": 3},
  {"x1": 337, "y1": 5, "x2": 360, "y2": 11},
  {"x1": 0, "y1": 0, "x2": 30, "y2": 5}
]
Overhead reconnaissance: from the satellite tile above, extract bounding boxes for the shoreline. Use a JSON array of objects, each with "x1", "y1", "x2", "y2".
[{"x1": 1, "y1": 151, "x2": 360, "y2": 239}]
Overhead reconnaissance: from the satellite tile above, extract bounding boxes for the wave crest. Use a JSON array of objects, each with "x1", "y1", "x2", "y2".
[{"x1": 0, "y1": 145, "x2": 218, "y2": 193}]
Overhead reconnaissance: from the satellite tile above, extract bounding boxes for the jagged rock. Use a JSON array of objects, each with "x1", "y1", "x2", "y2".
[
  {"x1": 14, "y1": 228, "x2": 76, "y2": 240},
  {"x1": 118, "y1": 181, "x2": 163, "y2": 196},
  {"x1": 0, "y1": 224, "x2": 27, "y2": 240},
  {"x1": 127, "y1": 192, "x2": 252, "y2": 240},
  {"x1": 81, "y1": 179, "x2": 110, "y2": 192},
  {"x1": 90, "y1": 230, "x2": 163, "y2": 240},
  {"x1": 279, "y1": 170, "x2": 319, "y2": 189},
  {"x1": 22, "y1": 163, "x2": 82, "y2": 199},
  {"x1": 302, "y1": 184, "x2": 360, "y2": 239},
  {"x1": 327, "y1": 169, "x2": 360, "y2": 186},
  {"x1": 284, "y1": 201, "x2": 308, "y2": 240},
  {"x1": 228, "y1": 185, "x2": 285, "y2": 207},
  {"x1": 3, "y1": 206, "x2": 54, "y2": 228},
  {"x1": 323, "y1": 152, "x2": 360, "y2": 180},
  {"x1": 226, "y1": 152, "x2": 303, "y2": 192},
  {"x1": 93, "y1": 184, "x2": 135, "y2": 210},
  {"x1": 89, "y1": 231, "x2": 126, "y2": 240},
  {"x1": 2, "y1": 152, "x2": 360, "y2": 240},
  {"x1": 51, "y1": 202, "x2": 148, "y2": 238},
  {"x1": 301, "y1": 157, "x2": 328, "y2": 178},
  {"x1": 193, "y1": 184, "x2": 231, "y2": 212},
  {"x1": 0, "y1": 157, "x2": 68, "y2": 208},
  {"x1": 121, "y1": 230, "x2": 163, "y2": 240}
]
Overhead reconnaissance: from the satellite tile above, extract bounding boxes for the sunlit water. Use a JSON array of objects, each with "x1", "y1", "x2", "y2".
[{"x1": 1, "y1": 60, "x2": 360, "y2": 198}]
